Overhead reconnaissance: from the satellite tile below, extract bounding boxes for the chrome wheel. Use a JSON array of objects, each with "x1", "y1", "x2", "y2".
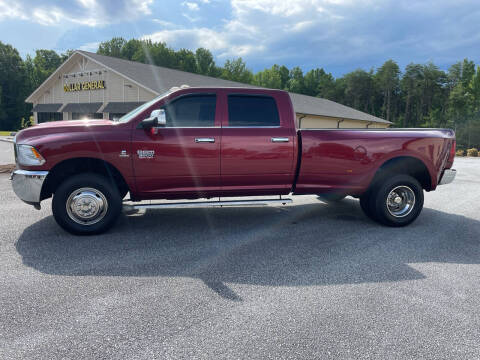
[
  {"x1": 66, "y1": 187, "x2": 108, "y2": 225},
  {"x1": 386, "y1": 185, "x2": 415, "y2": 218}
]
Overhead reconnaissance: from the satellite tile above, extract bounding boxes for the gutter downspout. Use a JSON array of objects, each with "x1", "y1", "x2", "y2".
[
  {"x1": 298, "y1": 114, "x2": 306, "y2": 128},
  {"x1": 366, "y1": 122, "x2": 373, "y2": 128},
  {"x1": 337, "y1": 119, "x2": 344, "y2": 128}
]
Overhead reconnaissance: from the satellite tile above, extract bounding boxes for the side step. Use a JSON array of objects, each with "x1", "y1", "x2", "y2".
[{"x1": 123, "y1": 198, "x2": 293, "y2": 211}]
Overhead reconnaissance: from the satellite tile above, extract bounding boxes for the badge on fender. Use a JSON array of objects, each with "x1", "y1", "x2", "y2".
[{"x1": 137, "y1": 150, "x2": 155, "y2": 159}]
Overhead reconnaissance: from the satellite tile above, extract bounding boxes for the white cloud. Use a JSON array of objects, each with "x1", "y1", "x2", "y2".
[
  {"x1": 142, "y1": 0, "x2": 347, "y2": 59},
  {"x1": 182, "y1": 13, "x2": 201, "y2": 22},
  {"x1": 143, "y1": 25, "x2": 265, "y2": 58},
  {"x1": 141, "y1": 0, "x2": 480, "y2": 72},
  {"x1": 290, "y1": 20, "x2": 315, "y2": 32},
  {"x1": 131, "y1": 0, "x2": 154, "y2": 15},
  {"x1": 6, "y1": 0, "x2": 477, "y2": 74},
  {"x1": 0, "y1": 0, "x2": 27, "y2": 21},
  {"x1": 0, "y1": 0, "x2": 153, "y2": 27},
  {"x1": 152, "y1": 19, "x2": 179, "y2": 28},
  {"x1": 143, "y1": 28, "x2": 229, "y2": 51},
  {"x1": 182, "y1": 1, "x2": 200, "y2": 11}
]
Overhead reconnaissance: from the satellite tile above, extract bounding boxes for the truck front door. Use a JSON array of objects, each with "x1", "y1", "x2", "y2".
[{"x1": 132, "y1": 93, "x2": 221, "y2": 199}]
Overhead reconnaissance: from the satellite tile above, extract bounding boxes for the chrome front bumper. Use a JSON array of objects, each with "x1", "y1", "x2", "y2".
[
  {"x1": 10, "y1": 169, "x2": 49, "y2": 206},
  {"x1": 439, "y1": 169, "x2": 456, "y2": 185}
]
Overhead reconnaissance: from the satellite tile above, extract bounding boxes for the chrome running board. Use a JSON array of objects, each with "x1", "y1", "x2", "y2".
[{"x1": 123, "y1": 198, "x2": 292, "y2": 211}]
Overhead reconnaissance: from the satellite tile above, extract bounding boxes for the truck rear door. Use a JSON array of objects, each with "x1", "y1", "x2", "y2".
[{"x1": 220, "y1": 92, "x2": 296, "y2": 196}]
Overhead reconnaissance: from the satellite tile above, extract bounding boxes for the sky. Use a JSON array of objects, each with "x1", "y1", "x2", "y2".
[{"x1": 0, "y1": 0, "x2": 479, "y2": 77}]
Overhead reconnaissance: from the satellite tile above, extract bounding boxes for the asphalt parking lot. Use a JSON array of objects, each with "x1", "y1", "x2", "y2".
[
  {"x1": 1, "y1": 157, "x2": 479, "y2": 359},
  {"x1": 0, "y1": 139, "x2": 14, "y2": 166}
]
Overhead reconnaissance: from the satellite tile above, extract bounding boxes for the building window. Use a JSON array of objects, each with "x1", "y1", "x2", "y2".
[
  {"x1": 72, "y1": 113, "x2": 103, "y2": 120},
  {"x1": 37, "y1": 112, "x2": 63, "y2": 123}
]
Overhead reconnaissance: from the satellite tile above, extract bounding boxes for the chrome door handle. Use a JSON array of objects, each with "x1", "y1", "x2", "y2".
[
  {"x1": 195, "y1": 138, "x2": 215, "y2": 143},
  {"x1": 271, "y1": 137, "x2": 289, "y2": 143}
]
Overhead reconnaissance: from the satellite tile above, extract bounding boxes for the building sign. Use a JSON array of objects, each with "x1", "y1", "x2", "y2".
[{"x1": 64, "y1": 80, "x2": 106, "y2": 92}]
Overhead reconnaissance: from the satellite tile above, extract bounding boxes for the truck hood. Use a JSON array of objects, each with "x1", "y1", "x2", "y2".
[
  {"x1": 35, "y1": 119, "x2": 113, "y2": 129},
  {"x1": 15, "y1": 119, "x2": 116, "y2": 144}
]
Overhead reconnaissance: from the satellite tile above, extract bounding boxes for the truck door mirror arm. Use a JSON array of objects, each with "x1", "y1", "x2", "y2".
[{"x1": 140, "y1": 109, "x2": 166, "y2": 129}]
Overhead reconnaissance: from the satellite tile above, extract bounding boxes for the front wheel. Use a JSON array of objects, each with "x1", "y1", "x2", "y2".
[
  {"x1": 52, "y1": 173, "x2": 122, "y2": 235},
  {"x1": 361, "y1": 174, "x2": 424, "y2": 227}
]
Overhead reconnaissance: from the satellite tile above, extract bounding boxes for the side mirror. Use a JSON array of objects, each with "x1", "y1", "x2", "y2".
[{"x1": 142, "y1": 109, "x2": 166, "y2": 129}]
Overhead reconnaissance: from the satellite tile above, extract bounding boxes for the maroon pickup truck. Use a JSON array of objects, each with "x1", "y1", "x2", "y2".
[{"x1": 11, "y1": 87, "x2": 456, "y2": 234}]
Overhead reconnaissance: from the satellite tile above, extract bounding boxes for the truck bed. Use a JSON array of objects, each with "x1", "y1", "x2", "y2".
[{"x1": 294, "y1": 128, "x2": 455, "y2": 196}]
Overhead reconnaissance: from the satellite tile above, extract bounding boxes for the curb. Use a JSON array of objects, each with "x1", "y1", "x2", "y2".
[{"x1": 0, "y1": 138, "x2": 14, "y2": 143}]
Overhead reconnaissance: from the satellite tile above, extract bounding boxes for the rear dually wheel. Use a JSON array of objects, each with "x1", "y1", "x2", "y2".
[{"x1": 360, "y1": 174, "x2": 424, "y2": 227}]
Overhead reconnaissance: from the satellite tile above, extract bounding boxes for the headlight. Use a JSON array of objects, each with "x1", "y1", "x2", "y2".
[{"x1": 16, "y1": 144, "x2": 46, "y2": 166}]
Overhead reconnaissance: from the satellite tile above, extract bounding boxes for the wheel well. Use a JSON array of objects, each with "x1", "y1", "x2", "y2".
[
  {"x1": 371, "y1": 156, "x2": 432, "y2": 191},
  {"x1": 41, "y1": 158, "x2": 130, "y2": 200}
]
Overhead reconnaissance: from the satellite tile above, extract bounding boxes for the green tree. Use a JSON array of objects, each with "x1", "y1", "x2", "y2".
[
  {"x1": 0, "y1": 86, "x2": 4, "y2": 124},
  {"x1": 376, "y1": 60, "x2": 400, "y2": 123},
  {"x1": 469, "y1": 66, "x2": 480, "y2": 109},
  {"x1": 421, "y1": 62, "x2": 447, "y2": 124},
  {"x1": 97, "y1": 37, "x2": 127, "y2": 58},
  {"x1": 221, "y1": 58, "x2": 253, "y2": 83},
  {"x1": 195, "y1": 48, "x2": 216, "y2": 76},
  {"x1": 121, "y1": 39, "x2": 143, "y2": 60},
  {"x1": 287, "y1": 67, "x2": 305, "y2": 94},
  {"x1": 33, "y1": 49, "x2": 62, "y2": 85},
  {"x1": 23, "y1": 55, "x2": 37, "y2": 94},
  {"x1": 461, "y1": 58, "x2": 476, "y2": 88},
  {"x1": 0, "y1": 41, "x2": 27, "y2": 130},
  {"x1": 401, "y1": 64, "x2": 423, "y2": 127},
  {"x1": 175, "y1": 49, "x2": 197, "y2": 73},
  {"x1": 277, "y1": 65, "x2": 290, "y2": 90},
  {"x1": 253, "y1": 65, "x2": 282, "y2": 89},
  {"x1": 149, "y1": 41, "x2": 176, "y2": 68},
  {"x1": 303, "y1": 68, "x2": 321, "y2": 96},
  {"x1": 343, "y1": 69, "x2": 375, "y2": 113},
  {"x1": 316, "y1": 72, "x2": 337, "y2": 100}
]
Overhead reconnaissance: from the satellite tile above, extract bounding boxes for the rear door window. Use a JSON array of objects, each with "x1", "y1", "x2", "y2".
[{"x1": 227, "y1": 95, "x2": 280, "y2": 127}]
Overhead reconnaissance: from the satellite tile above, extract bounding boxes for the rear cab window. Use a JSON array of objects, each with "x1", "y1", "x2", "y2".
[{"x1": 227, "y1": 95, "x2": 280, "y2": 127}]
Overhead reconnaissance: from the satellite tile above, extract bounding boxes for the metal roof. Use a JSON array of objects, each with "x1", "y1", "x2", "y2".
[
  {"x1": 288, "y1": 93, "x2": 391, "y2": 124},
  {"x1": 61, "y1": 102, "x2": 103, "y2": 113},
  {"x1": 32, "y1": 103, "x2": 63, "y2": 112}
]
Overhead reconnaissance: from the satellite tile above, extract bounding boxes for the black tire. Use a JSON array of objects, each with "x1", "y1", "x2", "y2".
[
  {"x1": 359, "y1": 191, "x2": 377, "y2": 221},
  {"x1": 367, "y1": 174, "x2": 424, "y2": 227},
  {"x1": 52, "y1": 173, "x2": 122, "y2": 235},
  {"x1": 317, "y1": 193, "x2": 347, "y2": 203}
]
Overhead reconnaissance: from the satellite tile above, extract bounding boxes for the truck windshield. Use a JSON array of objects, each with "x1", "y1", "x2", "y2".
[{"x1": 115, "y1": 90, "x2": 172, "y2": 123}]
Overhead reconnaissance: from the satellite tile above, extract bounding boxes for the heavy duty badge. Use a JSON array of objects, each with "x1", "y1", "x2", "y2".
[{"x1": 137, "y1": 150, "x2": 155, "y2": 159}]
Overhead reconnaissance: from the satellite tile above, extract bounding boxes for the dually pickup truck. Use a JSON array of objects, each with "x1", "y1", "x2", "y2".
[{"x1": 11, "y1": 87, "x2": 456, "y2": 234}]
